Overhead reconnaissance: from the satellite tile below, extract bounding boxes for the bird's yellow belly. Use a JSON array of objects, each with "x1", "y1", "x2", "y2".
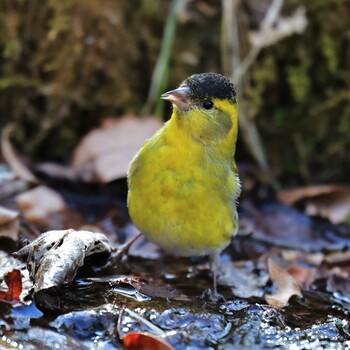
[{"x1": 128, "y1": 155, "x2": 238, "y2": 256}]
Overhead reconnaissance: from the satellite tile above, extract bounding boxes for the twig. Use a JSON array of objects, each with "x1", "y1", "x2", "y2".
[
  {"x1": 224, "y1": 0, "x2": 270, "y2": 173},
  {"x1": 1, "y1": 124, "x2": 39, "y2": 183},
  {"x1": 114, "y1": 304, "x2": 165, "y2": 338},
  {"x1": 232, "y1": 0, "x2": 284, "y2": 83},
  {"x1": 106, "y1": 232, "x2": 143, "y2": 268},
  {"x1": 223, "y1": 0, "x2": 307, "y2": 178},
  {"x1": 124, "y1": 308, "x2": 165, "y2": 336},
  {"x1": 221, "y1": 0, "x2": 235, "y2": 76}
]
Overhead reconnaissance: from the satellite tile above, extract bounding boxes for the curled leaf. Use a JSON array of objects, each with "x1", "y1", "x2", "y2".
[
  {"x1": 16, "y1": 185, "x2": 67, "y2": 222},
  {"x1": 265, "y1": 259, "x2": 302, "y2": 309},
  {"x1": 278, "y1": 185, "x2": 350, "y2": 224},
  {"x1": 71, "y1": 116, "x2": 163, "y2": 182},
  {"x1": 13, "y1": 229, "x2": 112, "y2": 293},
  {"x1": 16, "y1": 186, "x2": 84, "y2": 230}
]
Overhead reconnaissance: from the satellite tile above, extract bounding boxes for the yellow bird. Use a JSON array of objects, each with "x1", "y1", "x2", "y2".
[{"x1": 127, "y1": 72, "x2": 240, "y2": 297}]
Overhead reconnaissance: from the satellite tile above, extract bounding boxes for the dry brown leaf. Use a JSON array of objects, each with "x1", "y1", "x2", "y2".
[
  {"x1": 278, "y1": 185, "x2": 350, "y2": 224},
  {"x1": 286, "y1": 266, "x2": 316, "y2": 289},
  {"x1": 278, "y1": 185, "x2": 349, "y2": 205},
  {"x1": 16, "y1": 186, "x2": 67, "y2": 222},
  {"x1": 265, "y1": 259, "x2": 302, "y2": 309},
  {"x1": 71, "y1": 115, "x2": 162, "y2": 183},
  {"x1": 16, "y1": 186, "x2": 88, "y2": 231},
  {"x1": 0, "y1": 206, "x2": 19, "y2": 240}
]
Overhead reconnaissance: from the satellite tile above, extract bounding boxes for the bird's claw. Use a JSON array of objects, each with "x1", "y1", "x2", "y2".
[{"x1": 200, "y1": 288, "x2": 226, "y2": 302}]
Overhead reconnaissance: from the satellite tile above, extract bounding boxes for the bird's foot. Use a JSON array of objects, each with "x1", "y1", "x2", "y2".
[{"x1": 200, "y1": 288, "x2": 226, "y2": 302}]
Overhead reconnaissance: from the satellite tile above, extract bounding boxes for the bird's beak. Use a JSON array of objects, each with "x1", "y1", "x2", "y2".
[{"x1": 161, "y1": 86, "x2": 191, "y2": 111}]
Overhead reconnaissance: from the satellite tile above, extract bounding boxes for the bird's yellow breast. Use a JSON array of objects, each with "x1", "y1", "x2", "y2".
[{"x1": 128, "y1": 100, "x2": 240, "y2": 256}]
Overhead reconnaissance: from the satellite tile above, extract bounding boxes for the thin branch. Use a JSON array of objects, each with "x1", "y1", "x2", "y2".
[
  {"x1": 232, "y1": 0, "x2": 285, "y2": 84},
  {"x1": 232, "y1": 0, "x2": 307, "y2": 83},
  {"x1": 224, "y1": 0, "x2": 307, "y2": 176},
  {"x1": 226, "y1": 0, "x2": 270, "y2": 173},
  {"x1": 1, "y1": 124, "x2": 39, "y2": 183}
]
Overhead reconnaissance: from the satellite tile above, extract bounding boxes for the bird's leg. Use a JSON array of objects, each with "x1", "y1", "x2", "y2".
[
  {"x1": 210, "y1": 251, "x2": 220, "y2": 296},
  {"x1": 201, "y1": 251, "x2": 225, "y2": 301}
]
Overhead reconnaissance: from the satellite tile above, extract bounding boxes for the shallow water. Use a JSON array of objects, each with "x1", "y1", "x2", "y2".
[{"x1": 1, "y1": 255, "x2": 349, "y2": 350}]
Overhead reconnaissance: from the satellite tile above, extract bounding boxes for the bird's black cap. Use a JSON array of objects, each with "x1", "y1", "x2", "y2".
[{"x1": 181, "y1": 72, "x2": 236, "y2": 101}]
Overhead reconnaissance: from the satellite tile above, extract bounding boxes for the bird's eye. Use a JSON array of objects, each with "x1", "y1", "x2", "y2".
[{"x1": 203, "y1": 100, "x2": 214, "y2": 110}]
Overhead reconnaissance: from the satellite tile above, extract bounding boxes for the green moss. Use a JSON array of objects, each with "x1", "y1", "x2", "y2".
[
  {"x1": 248, "y1": 0, "x2": 350, "y2": 182},
  {"x1": 286, "y1": 58, "x2": 311, "y2": 103},
  {"x1": 321, "y1": 35, "x2": 338, "y2": 73}
]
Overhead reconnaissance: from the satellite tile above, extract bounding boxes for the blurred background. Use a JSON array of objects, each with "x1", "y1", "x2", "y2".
[{"x1": 0, "y1": 0, "x2": 349, "y2": 184}]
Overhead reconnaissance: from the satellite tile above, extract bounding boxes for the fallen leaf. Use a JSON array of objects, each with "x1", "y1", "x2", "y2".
[
  {"x1": 240, "y1": 200, "x2": 350, "y2": 252},
  {"x1": 286, "y1": 266, "x2": 316, "y2": 289},
  {"x1": 16, "y1": 185, "x2": 84, "y2": 230},
  {"x1": 13, "y1": 229, "x2": 112, "y2": 293},
  {"x1": 71, "y1": 115, "x2": 163, "y2": 183},
  {"x1": 278, "y1": 185, "x2": 350, "y2": 224},
  {"x1": 265, "y1": 259, "x2": 302, "y2": 309},
  {"x1": 17, "y1": 186, "x2": 67, "y2": 221},
  {"x1": 0, "y1": 269, "x2": 22, "y2": 302},
  {"x1": 122, "y1": 332, "x2": 176, "y2": 350},
  {"x1": 0, "y1": 206, "x2": 19, "y2": 240}
]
